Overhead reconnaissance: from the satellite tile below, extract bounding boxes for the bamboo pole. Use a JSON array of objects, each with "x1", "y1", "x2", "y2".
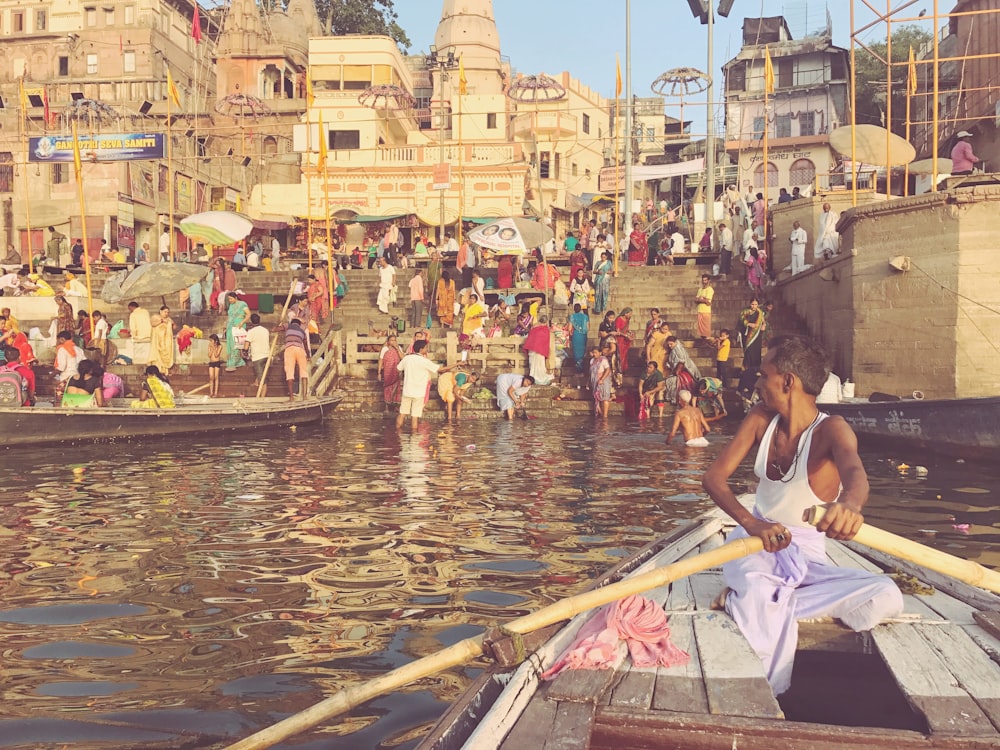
[
  {"x1": 804, "y1": 505, "x2": 1000, "y2": 594},
  {"x1": 71, "y1": 122, "x2": 95, "y2": 337},
  {"x1": 886, "y1": 3, "x2": 893, "y2": 200},
  {"x1": 255, "y1": 280, "x2": 297, "y2": 398},
  {"x1": 223, "y1": 535, "x2": 764, "y2": 750},
  {"x1": 167, "y1": 87, "x2": 175, "y2": 262},
  {"x1": 20, "y1": 86, "x2": 34, "y2": 273}
]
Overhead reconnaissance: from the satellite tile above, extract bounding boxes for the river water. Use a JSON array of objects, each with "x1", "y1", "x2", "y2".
[{"x1": 1, "y1": 417, "x2": 997, "y2": 749}]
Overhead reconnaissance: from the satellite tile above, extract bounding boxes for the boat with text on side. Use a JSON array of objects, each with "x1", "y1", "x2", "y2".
[
  {"x1": 822, "y1": 395, "x2": 1000, "y2": 460},
  {"x1": 418, "y1": 505, "x2": 1000, "y2": 750},
  {"x1": 0, "y1": 393, "x2": 345, "y2": 447}
]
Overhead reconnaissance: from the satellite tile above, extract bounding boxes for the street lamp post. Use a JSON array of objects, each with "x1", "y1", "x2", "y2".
[{"x1": 427, "y1": 46, "x2": 459, "y2": 246}]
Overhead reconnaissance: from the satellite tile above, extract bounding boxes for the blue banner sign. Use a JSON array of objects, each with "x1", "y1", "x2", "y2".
[{"x1": 28, "y1": 133, "x2": 166, "y2": 162}]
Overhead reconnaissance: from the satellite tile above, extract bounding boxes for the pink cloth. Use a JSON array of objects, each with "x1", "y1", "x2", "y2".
[{"x1": 541, "y1": 594, "x2": 689, "y2": 679}]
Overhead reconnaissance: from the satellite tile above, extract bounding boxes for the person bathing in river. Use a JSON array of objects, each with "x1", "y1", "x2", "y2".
[
  {"x1": 667, "y1": 390, "x2": 711, "y2": 446},
  {"x1": 702, "y1": 336, "x2": 903, "y2": 696}
]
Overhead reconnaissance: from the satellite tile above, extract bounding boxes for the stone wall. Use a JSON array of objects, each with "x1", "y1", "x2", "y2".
[{"x1": 776, "y1": 185, "x2": 1000, "y2": 399}]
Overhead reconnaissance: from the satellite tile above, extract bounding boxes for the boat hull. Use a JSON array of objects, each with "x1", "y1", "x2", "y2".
[
  {"x1": 823, "y1": 396, "x2": 1000, "y2": 459},
  {"x1": 0, "y1": 395, "x2": 344, "y2": 446}
]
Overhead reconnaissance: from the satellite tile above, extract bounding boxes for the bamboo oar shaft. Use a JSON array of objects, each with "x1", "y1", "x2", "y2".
[
  {"x1": 224, "y1": 536, "x2": 763, "y2": 750},
  {"x1": 804, "y1": 505, "x2": 1000, "y2": 594}
]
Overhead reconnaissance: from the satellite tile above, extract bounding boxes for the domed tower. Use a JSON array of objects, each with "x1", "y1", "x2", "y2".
[{"x1": 433, "y1": 0, "x2": 505, "y2": 96}]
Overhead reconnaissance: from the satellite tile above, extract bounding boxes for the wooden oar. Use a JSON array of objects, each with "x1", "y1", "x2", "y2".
[
  {"x1": 223, "y1": 535, "x2": 764, "y2": 750},
  {"x1": 804, "y1": 504, "x2": 1000, "y2": 594}
]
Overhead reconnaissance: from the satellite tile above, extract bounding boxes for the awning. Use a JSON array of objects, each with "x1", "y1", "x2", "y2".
[
  {"x1": 580, "y1": 193, "x2": 618, "y2": 205},
  {"x1": 462, "y1": 217, "x2": 498, "y2": 224},
  {"x1": 252, "y1": 215, "x2": 293, "y2": 231},
  {"x1": 352, "y1": 213, "x2": 411, "y2": 224},
  {"x1": 631, "y1": 158, "x2": 705, "y2": 181}
]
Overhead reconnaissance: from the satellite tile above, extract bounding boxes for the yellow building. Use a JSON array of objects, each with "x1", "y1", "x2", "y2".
[{"x1": 250, "y1": 0, "x2": 610, "y2": 248}]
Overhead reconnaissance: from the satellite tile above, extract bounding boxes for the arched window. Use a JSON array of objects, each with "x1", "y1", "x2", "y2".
[
  {"x1": 789, "y1": 158, "x2": 816, "y2": 188},
  {"x1": 263, "y1": 136, "x2": 278, "y2": 156},
  {"x1": 753, "y1": 161, "x2": 779, "y2": 189}
]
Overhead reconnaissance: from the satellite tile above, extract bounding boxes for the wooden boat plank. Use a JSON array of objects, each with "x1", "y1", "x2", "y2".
[
  {"x1": 692, "y1": 612, "x2": 784, "y2": 719},
  {"x1": 688, "y1": 570, "x2": 726, "y2": 612},
  {"x1": 651, "y1": 616, "x2": 710, "y2": 714},
  {"x1": 870, "y1": 622, "x2": 996, "y2": 736},
  {"x1": 666, "y1": 576, "x2": 695, "y2": 611},
  {"x1": 547, "y1": 663, "x2": 621, "y2": 703},
  {"x1": 496, "y1": 691, "x2": 558, "y2": 749},
  {"x1": 915, "y1": 623, "x2": 1000, "y2": 729},
  {"x1": 591, "y1": 706, "x2": 1000, "y2": 750},
  {"x1": 544, "y1": 699, "x2": 598, "y2": 750},
  {"x1": 844, "y1": 542, "x2": 1000, "y2": 612},
  {"x1": 915, "y1": 591, "x2": 978, "y2": 626}
]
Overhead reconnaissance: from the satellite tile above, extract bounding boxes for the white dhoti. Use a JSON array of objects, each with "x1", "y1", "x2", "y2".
[
  {"x1": 723, "y1": 523, "x2": 903, "y2": 695},
  {"x1": 527, "y1": 351, "x2": 552, "y2": 385},
  {"x1": 376, "y1": 287, "x2": 392, "y2": 314},
  {"x1": 685, "y1": 436, "x2": 709, "y2": 447},
  {"x1": 790, "y1": 245, "x2": 806, "y2": 275}
]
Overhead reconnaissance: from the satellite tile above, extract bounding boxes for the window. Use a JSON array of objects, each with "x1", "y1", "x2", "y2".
[
  {"x1": 571, "y1": 162, "x2": 578, "y2": 177},
  {"x1": 52, "y1": 163, "x2": 69, "y2": 185},
  {"x1": 36, "y1": 10, "x2": 47, "y2": 30},
  {"x1": 105, "y1": 8, "x2": 115, "y2": 25},
  {"x1": 727, "y1": 62, "x2": 746, "y2": 92},
  {"x1": 124, "y1": 5, "x2": 134, "y2": 24},
  {"x1": 329, "y1": 130, "x2": 360, "y2": 150},
  {"x1": 123, "y1": 51, "x2": 136, "y2": 73},
  {"x1": 196, "y1": 137, "x2": 209, "y2": 157},
  {"x1": 775, "y1": 114, "x2": 791, "y2": 139},
  {"x1": 58, "y1": 57, "x2": 69, "y2": 76},
  {"x1": 777, "y1": 59, "x2": 793, "y2": 89},
  {"x1": 262, "y1": 136, "x2": 278, "y2": 156},
  {"x1": 12, "y1": 11, "x2": 24, "y2": 32},
  {"x1": 799, "y1": 111, "x2": 815, "y2": 136},
  {"x1": 539, "y1": 151, "x2": 550, "y2": 179},
  {"x1": 553, "y1": 152, "x2": 561, "y2": 179},
  {"x1": 87, "y1": 54, "x2": 98, "y2": 75},
  {"x1": 0, "y1": 153, "x2": 13, "y2": 194},
  {"x1": 752, "y1": 116, "x2": 765, "y2": 139},
  {"x1": 830, "y1": 55, "x2": 847, "y2": 82},
  {"x1": 486, "y1": 112, "x2": 497, "y2": 129},
  {"x1": 789, "y1": 158, "x2": 815, "y2": 187},
  {"x1": 342, "y1": 65, "x2": 370, "y2": 91},
  {"x1": 752, "y1": 161, "x2": 778, "y2": 189},
  {"x1": 582, "y1": 113, "x2": 590, "y2": 134},
  {"x1": 85, "y1": 7, "x2": 97, "y2": 26},
  {"x1": 647, "y1": 126, "x2": 655, "y2": 142}
]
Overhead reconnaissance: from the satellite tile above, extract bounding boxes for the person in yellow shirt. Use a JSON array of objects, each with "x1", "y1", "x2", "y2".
[
  {"x1": 695, "y1": 273, "x2": 714, "y2": 338},
  {"x1": 711, "y1": 329, "x2": 732, "y2": 386}
]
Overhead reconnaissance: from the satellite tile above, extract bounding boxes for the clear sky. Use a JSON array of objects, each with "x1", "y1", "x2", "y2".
[{"x1": 396, "y1": 1, "x2": 938, "y2": 125}]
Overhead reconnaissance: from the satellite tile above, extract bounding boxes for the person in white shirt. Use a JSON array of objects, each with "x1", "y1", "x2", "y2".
[
  {"x1": 814, "y1": 203, "x2": 841, "y2": 260},
  {"x1": 246, "y1": 248, "x2": 261, "y2": 268},
  {"x1": 91, "y1": 310, "x2": 110, "y2": 366},
  {"x1": 376, "y1": 256, "x2": 396, "y2": 314},
  {"x1": 718, "y1": 222, "x2": 735, "y2": 277},
  {"x1": 395, "y1": 339, "x2": 450, "y2": 430},
  {"x1": 270, "y1": 237, "x2": 281, "y2": 271},
  {"x1": 159, "y1": 230, "x2": 171, "y2": 262},
  {"x1": 670, "y1": 231, "x2": 686, "y2": 257},
  {"x1": 443, "y1": 232, "x2": 459, "y2": 256},
  {"x1": 244, "y1": 313, "x2": 271, "y2": 395},
  {"x1": 789, "y1": 221, "x2": 809, "y2": 275},
  {"x1": 742, "y1": 221, "x2": 759, "y2": 260}
]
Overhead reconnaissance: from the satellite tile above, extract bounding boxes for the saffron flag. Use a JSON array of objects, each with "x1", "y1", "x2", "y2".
[
  {"x1": 166, "y1": 66, "x2": 181, "y2": 109},
  {"x1": 318, "y1": 111, "x2": 327, "y2": 164},
  {"x1": 458, "y1": 55, "x2": 467, "y2": 96},
  {"x1": 306, "y1": 67, "x2": 314, "y2": 107},
  {"x1": 42, "y1": 87, "x2": 50, "y2": 128},
  {"x1": 191, "y1": 4, "x2": 202, "y2": 44},
  {"x1": 71, "y1": 122, "x2": 83, "y2": 182},
  {"x1": 764, "y1": 47, "x2": 775, "y2": 94},
  {"x1": 908, "y1": 46, "x2": 917, "y2": 95},
  {"x1": 615, "y1": 55, "x2": 622, "y2": 98}
]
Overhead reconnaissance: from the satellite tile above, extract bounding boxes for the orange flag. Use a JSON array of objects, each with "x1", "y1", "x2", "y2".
[
  {"x1": 764, "y1": 47, "x2": 775, "y2": 94},
  {"x1": 615, "y1": 55, "x2": 623, "y2": 98}
]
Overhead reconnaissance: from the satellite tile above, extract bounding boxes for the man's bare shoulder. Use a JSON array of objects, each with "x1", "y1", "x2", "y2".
[
  {"x1": 743, "y1": 403, "x2": 777, "y2": 436},
  {"x1": 813, "y1": 414, "x2": 858, "y2": 448}
]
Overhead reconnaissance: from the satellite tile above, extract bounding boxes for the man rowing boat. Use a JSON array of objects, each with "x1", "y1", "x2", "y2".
[{"x1": 703, "y1": 336, "x2": 903, "y2": 695}]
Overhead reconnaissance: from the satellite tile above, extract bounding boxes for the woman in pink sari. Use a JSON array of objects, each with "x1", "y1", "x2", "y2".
[
  {"x1": 378, "y1": 334, "x2": 404, "y2": 404},
  {"x1": 307, "y1": 273, "x2": 329, "y2": 323}
]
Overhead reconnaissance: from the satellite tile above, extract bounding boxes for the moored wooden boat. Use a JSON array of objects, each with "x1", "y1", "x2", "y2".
[
  {"x1": 823, "y1": 396, "x2": 1000, "y2": 460},
  {"x1": 0, "y1": 393, "x2": 345, "y2": 447},
  {"x1": 419, "y1": 507, "x2": 1000, "y2": 750}
]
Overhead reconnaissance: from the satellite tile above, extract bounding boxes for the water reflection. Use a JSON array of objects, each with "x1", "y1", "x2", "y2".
[{"x1": 0, "y1": 418, "x2": 996, "y2": 748}]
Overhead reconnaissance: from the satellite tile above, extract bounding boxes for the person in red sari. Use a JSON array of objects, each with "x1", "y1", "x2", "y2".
[
  {"x1": 497, "y1": 254, "x2": 514, "y2": 289},
  {"x1": 569, "y1": 245, "x2": 587, "y2": 280},
  {"x1": 627, "y1": 224, "x2": 648, "y2": 266},
  {"x1": 378, "y1": 334, "x2": 405, "y2": 405},
  {"x1": 307, "y1": 273, "x2": 329, "y2": 323},
  {"x1": 614, "y1": 307, "x2": 635, "y2": 376},
  {"x1": 531, "y1": 261, "x2": 560, "y2": 290}
]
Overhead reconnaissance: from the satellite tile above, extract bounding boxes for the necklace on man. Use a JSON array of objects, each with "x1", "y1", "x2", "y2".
[{"x1": 769, "y1": 413, "x2": 822, "y2": 482}]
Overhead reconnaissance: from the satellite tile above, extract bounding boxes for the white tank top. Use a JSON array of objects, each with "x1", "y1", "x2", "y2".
[{"x1": 754, "y1": 412, "x2": 833, "y2": 528}]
